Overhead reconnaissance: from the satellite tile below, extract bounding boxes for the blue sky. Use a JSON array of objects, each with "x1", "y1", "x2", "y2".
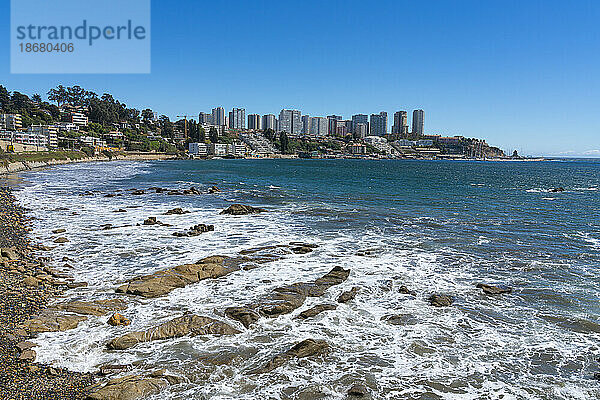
[{"x1": 1, "y1": 0, "x2": 599, "y2": 156}]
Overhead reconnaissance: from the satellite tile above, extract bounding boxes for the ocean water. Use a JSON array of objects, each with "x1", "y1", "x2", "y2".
[{"x1": 12, "y1": 158, "x2": 600, "y2": 399}]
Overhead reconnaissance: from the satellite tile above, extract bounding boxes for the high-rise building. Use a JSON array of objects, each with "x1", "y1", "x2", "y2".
[
  {"x1": 302, "y1": 115, "x2": 311, "y2": 134},
  {"x1": 278, "y1": 109, "x2": 302, "y2": 134},
  {"x1": 351, "y1": 114, "x2": 368, "y2": 135},
  {"x1": 412, "y1": 109, "x2": 424, "y2": 137},
  {"x1": 211, "y1": 107, "x2": 226, "y2": 126},
  {"x1": 327, "y1": 115, "x2": 342, "y2": 136},
  {"x1": 343, "y1": 120, "x2": 353, "y2": 135},
  {"x1": 309, "y1": 117, "x2": 328, "y2": 136},
  {"x1": 228, "y1": 108, "x2": 245, "y2": 130},
  {"x1": 198, "y1": 112, "x2": 212, "y2": 125},
  {"x1": 354, "y1": 122, "x2": 368, "y2": 139},
  {"x1": 262, "y1": 114, "x2": 276, "y2": 131},
  {"x1": 248, "y1": 114, "x2": 261, "y2": 130},
  {"x1": 392, "y1": 111, "x2": 408, "y2": 136},
  {"x1": 0, "y1": 114, "x2": 22, "y2": 130},
  {"x1": 370, "y1": 112, "x2": 388, "y2": 136}
]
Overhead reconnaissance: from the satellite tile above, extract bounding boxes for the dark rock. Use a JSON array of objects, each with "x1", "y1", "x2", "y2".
[
  {"x1": 347, "y1": 383, "x2": 369, "y2": 398},
  {"x1": 98, "y1": 364, "x2": 132, "y2": 376},
  {"x1": 173, "y1": 224, "x2": 214, "y2": 237},
  {"x1": 52, "y1": 228, "x2": 66, "y2": 234},
  {"x1": 143, "y1": 217, "x2": 159, "y2": 226},
  {"x1": 291, "y1": 246, "x2": 313, "y2": 254},
  {"x1": 254, "y1": 339, "x2": 329, "y2": 374},
  {"x1": 164, "y1": 208, "x2": 189, "y2": 215},
  {"x1": 131, "y1": 190, "x2": 145, "y2": 195},
  {"x1": 224, "y1": 307, "x2": 260, "y2": 328},
  {"x1": 220, "y1": 204, "x2": 266, "y2": 215},
  {"x1": 594, "y1": 372, "x2": 600, "y2": 381},
  {"x1": 382, "y1": 314, "x2": 419, "y2": 326},
  {"x1": 297, "y1": 304, "x2": 337, "y2": 319},
  {"x1": 550, "y1": 187, "x2": 565, "y2": 193},
  {"x1": 108, "y1": 314, "x2": 239, "y2": 350},
  {"x1": 398, "y1": 285, "x2": 417, "y2": 296},
  {"x1": 337, "y1": 287, "x2": 359, "y2": 303},
  {"x1": 429, "y1": 294, "x2": 454, "y2": 307},
  {"x1": 113, "y1": 209, "x2": 127, "y2": 213},
  {"x1": 54, "y1": 237, "x2": 69, "y2": 244},
  {"x1": 476, "y1": 283, "x2": 512, "y2": 295},
  {"x1": 167, "y1": 190, "x2": 184, "y2": 195},
  {"x1": 208, "y1": 186, "x2": 220, "y2": 194}
]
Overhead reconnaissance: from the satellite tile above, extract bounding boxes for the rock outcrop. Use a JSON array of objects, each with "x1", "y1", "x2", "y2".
[
  {"x1": 164, "y1": 208, "x2": 189, "y2": 215},
  {"x1": 54, "y1": 299, "x2": 128, "y2": 316},
  {"x1": 173, "y1": 224, "x2": 214, "y2": 237},
  {"x1": 87, "y1": 371, "x2": 181, "y2": 400},
  {"x1": 252, "y1": 339, "x2": 329, "y2": 374},
  {"x1": 225, "y1": 266, "x2": 350, "y2": 328},
  {"x1": 296, "y1": 304, "x2": 337, "y2": 319},
  {"x1": 337, "y1": 287, "x2": 359, "y2": 303},
  {"x1": 115, "y1": 256, "x2": 246, "y2": 298},
  {"x1": 220, "y1": 204, "x2": 266, "y2": 215},
  {"x1": 107, "y1": 315, "x2": 239, "y2": 350},
  {"x1": 21, "y1": 310, "x2": 87, "y2": 333}
]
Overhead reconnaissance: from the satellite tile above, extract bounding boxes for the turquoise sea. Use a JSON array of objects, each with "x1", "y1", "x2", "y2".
[{"x1": 14, "y1": 158, "x2": 600, "y2": 399}]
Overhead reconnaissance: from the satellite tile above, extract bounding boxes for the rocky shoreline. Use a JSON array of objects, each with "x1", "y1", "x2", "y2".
[{"x1": 0, "y1": 178, "x2": 522, "y2": 400}]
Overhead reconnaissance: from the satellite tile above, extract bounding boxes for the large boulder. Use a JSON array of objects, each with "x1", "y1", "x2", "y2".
[
  {"x1": 107, "y1": 315, "x2": 239, "y2": 350},
  {"x1": 428, "y1": 294, "x2": 454, "y2": 307},
  {"x1": 297, "y1": 304, "x2": 337, "y2": 319},
  {"x1": 21, "y1": 311, "x2": 87, "y2": 333},
  {"x1": 1, "y1": 247, "x2": 20, "y2": 260},
  {"x1": 220, "y1": 204, "x2": 266, "y2": 215},
  {"x1": 164, "y1": 208, "x2": 189, "y2": 215},
  {"x1": 253, "y1": 339, "x2": 329, "y2": 374},
  {"x1": 116, "y1": 256, "x2": 239, "y2": 298},
  {"x1": 337, "y1": 287, "x2": 359, "y2": 303}
]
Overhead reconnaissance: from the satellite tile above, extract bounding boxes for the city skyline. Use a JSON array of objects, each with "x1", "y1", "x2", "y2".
[{"x1": 1, "y1": 0, "x2": 598, "y2": 156}]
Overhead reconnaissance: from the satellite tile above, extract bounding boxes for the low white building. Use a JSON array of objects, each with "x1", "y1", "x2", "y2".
[
  {"x1": 189, "y1": 142, "x2": 209, "y2": 156},
  {"x1": 55, "y1": 122, "x2": 80, "y2": 132},
  {"x1": 226, "y1": 142, "x2": 247, "y2": 156},
  {"x1": 28, "y1": 125, "x2": 58, "y2": 149},
  {"x1": 70, "y1": 112, "x2": 88, "y2": 126},
  {"x1": 209, "y1": 143, "x2": 228, "y2": 156},
  {"x1": 0, "y1": 114, "x2": 22, "y2": 130}
]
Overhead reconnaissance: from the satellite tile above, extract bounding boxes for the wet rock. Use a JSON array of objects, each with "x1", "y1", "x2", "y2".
[
  {"x1": 428, "y1": 294, "x2": 454, "y2": 307},
  {"x1": 337, "y1": 287, "x2": 359, "y2": 303},
  {"x1": 52, "y1": 228, "x2": 66, "y2": 234},
  {"x1": 87, "y1": 374, "x2": 171, "y2": 400},
  {"x1": 226, "y1": 266, "x2": 350, "y2": 327},
  {"x1": 208, "y1": 186, "x2": 220, "y2": 194},
  {"x1": 550, "y1": 187, "x2": 565, "y2": 193},
  {"x1": 164, "y1": 208, "x2": 189, "y2": 215},
  {"x1": 18, "y1": 349, "x2": 36, "y2": 362},
  {"x1": 289, "y1": 242, "x2": 319, "y2": 249},
  {"x1": 398, "y1": 285, "x2": 417, "y2": 296},
  {"x1": 21, "y1": 311, "x2": 87, "y2": 333},
  {"x1": 224, "y1": 307, "x2": 260, "y2": 328},
  {"x1": 347, "y1": 383, "x2": 371, "y2": 399},
  {"x1": 143, "y1": 217, "x2": 160, "y2": 226},
  {"x1": 594, "y1": 372, "x2": 600, "y2": 381},
  {"x1": 108, "y1": 313, "x2": 131, "y2": 326},
  {"x1": 476, "y1": 283, "x2": 512, "y2": 295},
  {"x1": 114, "y1": 208, "x2": 127, "y2": 213},
  {"x1": 382, "y1": 314, "x2": 420, "y2": 326},
  {"x1": 54, "y1": 299, "x2": 127, "y2": 316},
  {"x1": 116, "y1": 256, "x2": 248, "y2": 298},
  {"x1": 220, "y1": 204, "x2": 266, "y2": 215},
  {"x1": 16, "y1": 341, "x2": 37, "y2": 352},
  {"x1": 67, "y1": 281, "x2": 88, "y2": 289},
  {"x1": 131, "y1": 190, "x2": 146, "y2": 195},
  {"x1": 108, "y1": 314, "x2": 239, "y2": 350},
  {"x1": 297, "y1": 304, "x2": 337, "y2": 319},
  {"x1": 167, "y1": 190, "x2": 183, "y2": 195},
  {"x1": 291, "y1": 246, "x2": 314, "y2": 254},
  {"x1": 150, "y1": 187, "x2": 167, "y2": 193},
  {"x1": 173, "y1": 224, "x2": 214, "y2": 237},
  {"x1": 253, "y1": 339, "x2": 329, "y2": 374},
  {"x1": 54, "y1": 237, "x2": 70, "y2": 244},
  {"x1": 182, "y1": 187, "x2": 201, "y2": 195}
]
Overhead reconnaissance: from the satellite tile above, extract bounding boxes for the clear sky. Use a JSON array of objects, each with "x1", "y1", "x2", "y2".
[{"x1": 1, "y1": 0, "x2": 599, "y2": 156}]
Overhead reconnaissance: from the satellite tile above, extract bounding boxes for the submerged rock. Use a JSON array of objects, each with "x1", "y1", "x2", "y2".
[
  {"x1": 428, "y1": 294, "x2": 454, "y2": 307},
  {"x1": 253, "y1": 339, "x2": 329, "y2": 374},
  {"x1": 107, "y1": 314, "x2": 239, "y2": 350},
  {"x1": 297, "y1": 304, "x2": 337, "y2": 319},
  {"x1": 347, "y1": 383, "x2": 371, "y2": 399},
  {"x1": 337, "y1": 287, "x2": 359, "y2": 303},
  {"x1": 54, "y1": 237, "x2": 70, "y2": 244},
  {"x1": 398, "y1": 285, "x2": 417, "y2": 296},
  {"x1": 476, "y1": 283, "x2": 513, "y2": 295},
  {"x1": 131, "y1": 190, "x2": 146, "y2": 195},
  {"x1": 173, "y1": 224, "x2": 214, "y2": 237},
  {"x1": 220, "y1": 204, "x2": 266, "y2": 215}
]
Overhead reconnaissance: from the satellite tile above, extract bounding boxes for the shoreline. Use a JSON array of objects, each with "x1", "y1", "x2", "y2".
[
  {"x1": 0, "y1": 186, "x2": 95, "y2": 399},
  {"x1": 0, "y1": 152, "x2": 178, "y2": 176}
]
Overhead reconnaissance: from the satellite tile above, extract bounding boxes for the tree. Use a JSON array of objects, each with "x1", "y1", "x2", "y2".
[
  {"x1": 10, "y1": 91, "x2": 31, "y2": 111},
  {"x1": 47, "y1": 85, "x2": 68, "y2": 106},
  {"x1": 0, "y1": 85, "x2": 10, "y2": 111},
  {"x1": 32, "y1": 93, "x2": 42, "y2": 103},
  {"x1": 263, "y1": 128, "x2": 275, "y2": 141},
  {"x1": 209, "y1": 127, "x2": 219, "y2": 143},
  {"x1": 280, "y1": 132, "x2": 290, "y2": 153},
  {"x1": 141, "y1": 108, "x2": 154, "y2": 122}
]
